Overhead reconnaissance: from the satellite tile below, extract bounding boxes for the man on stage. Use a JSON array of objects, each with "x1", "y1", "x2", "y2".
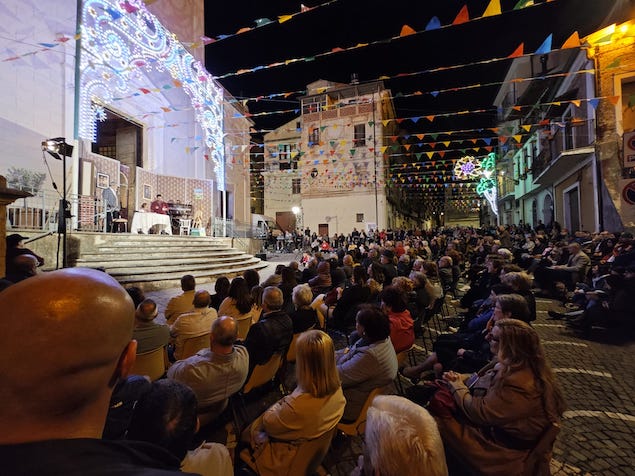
[
  {"x1": 151, "y1": 194, "x2": 169, "y2": 214},
  {"x1": 102, "y1": 181, "x2": 119, "y2": 232}
]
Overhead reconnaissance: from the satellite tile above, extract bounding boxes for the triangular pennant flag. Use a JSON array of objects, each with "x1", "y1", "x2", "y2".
[
  {"x1": 482, "y1": 0, "x2": 501, "y2": 17},
  {"x1": 350, "y1": 149, "x2": 356, "y2": 156},
  {"x1": 513, "y1": 135, "x2": 522, "y2": 143},
  {"x1": 508, "y1": 43, "x2": 524, "y2": 58},
  {"x1": 425, "y1": 16, "x2": 441, "y2": 31},
  {"x1": 382, "y1": 120, "x2": 391, "y2": 127},
  {"x1": 606, "y1": 58, "x2": 621, "y2": 69},
  {"x1": 608, "y1": 95, "x2": 620, "y2": 105},
  {"x1": 426, "y1": 115, "x2": 435, "y2": 122},
  {"x1": 452, "y1": 5, "x2": 470, "y2": 25},
  {"x1": 278, "y1": 15, "x2": 292, "y2": 23},
  {"x1": 368, "y1": 121, "x2": 375, "y2": 127},
  {"x1": 571, "y1": 99, "x2": 581, "y2": 108},
  {"x1": 588, "y1": 98, "x2": 600, "y2": 109},
  {"x1": 534, "y1": 34, "x2": 552, "y2": 55},
  {"x1": 561, "y1": 31, "x2": 580, "y2": 49},
  {"x1": 522, "y1": 125, "x2": 531, "y2": 132},
  {"x1": 400, "y1": 25, "x2": 416, "y2": 37}
]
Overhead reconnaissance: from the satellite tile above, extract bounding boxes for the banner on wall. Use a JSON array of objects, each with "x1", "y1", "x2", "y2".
[{"x1": 620, "y1": 179, "x2": 635, "y2": 227}]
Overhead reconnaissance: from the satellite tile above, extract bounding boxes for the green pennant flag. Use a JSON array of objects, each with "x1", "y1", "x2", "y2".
[
  {"x1": 350, "y1": 149, "x2": 356, "y2": 156},
  {"x1": 606, "y1": 58, "x2": 621, "y2": 69},
  {"x1": 368, "y1": 121, "x2": 375, "y2": 127}
]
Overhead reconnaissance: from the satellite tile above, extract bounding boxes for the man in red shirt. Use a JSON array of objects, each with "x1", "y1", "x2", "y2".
[{"x1": 151, "y1": 194, "x2": 169, "y2": 214}]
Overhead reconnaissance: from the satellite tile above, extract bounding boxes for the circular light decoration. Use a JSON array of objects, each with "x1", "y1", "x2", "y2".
[{"x1": 454, "y1": 155, "x2": 482, "y2": 180}]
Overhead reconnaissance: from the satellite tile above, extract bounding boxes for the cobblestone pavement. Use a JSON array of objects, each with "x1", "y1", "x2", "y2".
[{"x1": 145, "y1": 254, "x2": 635, "y2": 475}]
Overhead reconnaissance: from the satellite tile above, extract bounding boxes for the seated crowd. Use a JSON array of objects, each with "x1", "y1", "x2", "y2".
[{"x1": 7, "y1": 221, "x2": 634, "y2": 475}]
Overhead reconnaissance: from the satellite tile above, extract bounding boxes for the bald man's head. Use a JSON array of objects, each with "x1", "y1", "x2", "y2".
[
  {"x1": 212, "y1": 315, "x2": 238, "y2": 347},
  {"x1": 13, "y1": 254, "x2": 38, "y2": 277},
  {"x1": 0, "y1": 268, "x2": 137, "y2": 443},
  {"x1": 193, "y1": 290, "x2": 211, "y2": 308}
]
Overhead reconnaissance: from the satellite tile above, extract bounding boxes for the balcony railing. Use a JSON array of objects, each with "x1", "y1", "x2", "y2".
[{"x1": 532, "y1": 120, "x2": 594, "y2": 178}]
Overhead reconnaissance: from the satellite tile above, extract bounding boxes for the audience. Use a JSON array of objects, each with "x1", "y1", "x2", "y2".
[
  {"x1": 168, "y1": 315, "x2": 248, "y2": 426},
  {"x1": 380, "y1": 285, "x2": 415, "y2": 354},
  {"x1": 133, "y1": 298, "x2": 170, "y2": 353},
  {"x1": 351, "y1": 395, "x2": 448, "y2": 476},
  {"x1": 127, "y1": 379, "x2": 233, "y2": 476},
  {"x1": 289, "y1": 283, "x2": 319, "y2": 333},
  {"x1": 242, "y1": 330, "x2": 345, "y2": 474},
  {"x1": 4, "y1": 253, "x2": 39, "y2": 283},
  {"x1": 243, "y1": 286, "x2": 293, "y2": 371},
  {"x1": 210, "y1": 276, "x2": 230, "y2": 311},
  {"x1": 218, "y1": 276, "x2": 256, "y2": 339},
  {"x1": 435, "y1": 319, "x2": 566, "y2": 475},
  {"x1": 336, "y1": 305, "x2": 398, "y2": 422},
  {"x1": 165, "y1": 274, "x2": 196, "y2": 324},
  {"x1": 170, "y1": 290, "x2": 217, "y2": 360},
  {"x1": 0, "y1": 268, "x2": 187, "y2": 475}
]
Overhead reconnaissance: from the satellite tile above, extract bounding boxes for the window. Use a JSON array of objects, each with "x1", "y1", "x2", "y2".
[
  {"x1": 309, "y1": 127, "x2": 320, "y2": 147},
  {"x1": 278, "y1": 144, "x2": 297, "y2": 170},
  {"x1": 98, "y1": 146, "x2": 116, "y2": 159},
  {"x1": 356, "y1": 213, "x2": 364, "y2": 222},
  {"x1": 292, "y1": 178, "x2": 301, "y2": 194},
  {"x1": 302, "y1": 96, "x2": 326, "y2": 114},
  {"x1": 353, "y1": 124, "x2": 366, "y2": 147}
]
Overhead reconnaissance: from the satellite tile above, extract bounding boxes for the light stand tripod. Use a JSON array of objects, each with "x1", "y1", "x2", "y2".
[{"x1": 42, "y1": 138, "x2": 73, "y2": 268}]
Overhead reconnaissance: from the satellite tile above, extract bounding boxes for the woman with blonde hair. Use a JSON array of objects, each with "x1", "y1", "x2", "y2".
[
  {"x1": 437, "y1": 318, "x2": 566, "y2": 475},
  {"x1": 352, "y1": 395, "x2": 448, "y2": 476},
  {"x1": 243, "y1": 330, "x2": 345, "y2": 475}
]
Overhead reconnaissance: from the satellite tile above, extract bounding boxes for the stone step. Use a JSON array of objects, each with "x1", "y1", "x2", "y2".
[
  {"x1": 76, "y1": 254, "x2": 253, "y2": 271},
  {"x1": 79, "y1": 249, "x2": 244, "y2": 259},
  {"x1": 113, "y1": 261, "x2": 268, "y2": 286},
  {"x1": 92, "y1": 241, "x2": 230, "y2": 248}
]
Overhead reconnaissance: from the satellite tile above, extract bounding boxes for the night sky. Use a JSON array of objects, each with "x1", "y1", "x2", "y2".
[{"x1": 202, "y1": 0, "x2": 633, "y2": 210}]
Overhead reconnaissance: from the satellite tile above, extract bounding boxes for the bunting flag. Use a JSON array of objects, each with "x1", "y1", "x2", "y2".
[
  {"x1": 452, "y1": 5, "x2": 470, "y2": 25},
  {"x1": 508, "y1": 43, "x2": 524, "y2": 58},
  {"x1": 561, "y1": 31, "x2": 581, "y2": 49},
  {"x1": 534, "y1": 34, "x2": 553, "y2": 54},
  {"x1": 400, "y1": 25, "x2": 417, "y2": 37},
  {"x1": 482, "y1": 0, "x2": 501, "y2": 17}
]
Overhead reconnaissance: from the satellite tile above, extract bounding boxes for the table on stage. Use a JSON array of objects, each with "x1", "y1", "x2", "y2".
[{"x1": 130, "y1": 212, "x2": 172, "y2": 235}]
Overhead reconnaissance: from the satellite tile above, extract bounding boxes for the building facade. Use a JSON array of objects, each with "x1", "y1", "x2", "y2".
[{"x1": 263, "y1": 79, "x2": 397, "y2": 236}]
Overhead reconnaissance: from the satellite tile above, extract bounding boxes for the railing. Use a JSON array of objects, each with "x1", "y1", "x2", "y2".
[
  {"x1": 7, "y1": 189, "x2": 113, "y2": 233},
  {"x1": 212, "y1": 217, "x2": 262, "y2": 239},
  {"x1": 7, "y1": 190, "x2": 59, "y2": 232},
  {"x1": 532, "y1": 119, "x2": 595, "y2": 178}
]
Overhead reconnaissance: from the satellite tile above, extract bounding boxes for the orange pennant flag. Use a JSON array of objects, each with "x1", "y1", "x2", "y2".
[
  {"x1": 400, "y1": 25, "x2": 417, "y2": 37},
  {"x1": 452, "y1": 5, "x2": 470, "y2": 25},
  {"x1": 571, "y1": 99, "x2": 581, "y2": 107},
  {"x1": 426, "y1": 115, "x2": 435, "y2": 122},
  {"x1": 416, "y1": 134, "x2": 425, "y2": 140},
  {"x1": 561, "y1": 31, "x2": 580, "y2": 49},
  {"x1": 512, "y1": 106, "x2": 522, "y2": 111},
  {"x1": 508, "y1": 43, "x2": 524, "y2": 58},
  {"x1": 608, "y1": 96, "x2": 620, "y2": 105},
  {"x1": 482, "y1": 0, "x2": 501, "y2": 17}
]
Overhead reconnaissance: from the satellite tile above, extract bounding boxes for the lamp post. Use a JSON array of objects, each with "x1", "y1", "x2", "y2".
[{"x1": 42, "y1": 138, "x2": 73, "y2": 268}]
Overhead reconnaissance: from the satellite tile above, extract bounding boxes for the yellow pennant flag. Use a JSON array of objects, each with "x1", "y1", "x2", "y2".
[
  {"x1": 571, "y1": 99, "x2": 581, "y2": 107},
  {"x1": 522, "y1": 124, "x2": 531, "y2": 132},
  {"x1": 482, "y1": 0, "x2": 501, "y2": 17},
  {"x1": 278, "y1": 15, "x2": 292, "y2": 23},
  {"x1": 513, "y1": 135, "x2": 522, "y2": 143}
]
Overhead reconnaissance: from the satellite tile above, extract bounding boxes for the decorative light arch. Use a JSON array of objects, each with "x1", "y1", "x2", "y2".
[
  {"x1": 453, "y1": 153, "x2": 498, "y2": 216},
  {"x1": 79, "y1": 0, "x2": 225, "y2": 187}
]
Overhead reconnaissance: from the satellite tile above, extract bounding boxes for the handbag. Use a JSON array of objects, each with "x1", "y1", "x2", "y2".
[{"x1": 426, "y1": 379, "x2": 457, "y2": 418}]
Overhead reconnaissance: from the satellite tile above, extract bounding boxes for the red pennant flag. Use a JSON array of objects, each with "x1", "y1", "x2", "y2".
[
  {"x1": 508, "y1": 43, "x2": 524, "y2": 58},
  {"x1": 452, "y1": 5, "x2": 469, "y2": 25}
]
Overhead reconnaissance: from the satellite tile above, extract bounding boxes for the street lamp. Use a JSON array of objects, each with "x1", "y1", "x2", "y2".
[{"x1": 41, "y1": 137, "x2": 73, "y2": 268}]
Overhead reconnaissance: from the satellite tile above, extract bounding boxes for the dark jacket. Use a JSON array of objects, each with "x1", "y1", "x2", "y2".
[{"x1": 244, "y1": 310, "x2": 293, "y2": 367}]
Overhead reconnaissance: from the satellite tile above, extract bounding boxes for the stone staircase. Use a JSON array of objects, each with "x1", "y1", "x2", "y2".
[{"x1": 73, "y1": 233, "x2": 267, "y2": 289}]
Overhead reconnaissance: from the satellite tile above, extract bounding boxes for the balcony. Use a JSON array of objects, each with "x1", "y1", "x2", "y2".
[{"x1": 533, "y1": 120, "x2": 595, "y2": 185}]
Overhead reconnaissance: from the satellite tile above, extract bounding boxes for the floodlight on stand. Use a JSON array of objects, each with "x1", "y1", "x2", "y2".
[{"x1": 41, "y1": 137, "x2": 73, "y2": 268}]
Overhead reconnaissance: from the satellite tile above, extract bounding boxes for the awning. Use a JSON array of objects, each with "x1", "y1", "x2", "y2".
[{"x1": 534, "y1": 147, "x2": 594, "y2": 186}]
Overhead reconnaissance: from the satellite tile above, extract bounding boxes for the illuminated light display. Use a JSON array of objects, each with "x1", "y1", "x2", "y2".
[
  {"x1": 476, "y1": 152, "x2": 498, "y2": 217},
  {"x1": 79, "y1": 0, "x2": 225, "y2": 188},
  {"x1": 453, "y1": 155, "x2": 482, "y2": 180}
]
